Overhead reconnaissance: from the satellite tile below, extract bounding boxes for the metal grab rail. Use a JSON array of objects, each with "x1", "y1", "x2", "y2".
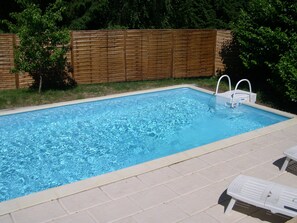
[
  {"x1": 231, "y1": 79, "x2": 252, "y2": 107},
  {"x1": 215, "y1": 75, "x2": 231, "y2": 95}
]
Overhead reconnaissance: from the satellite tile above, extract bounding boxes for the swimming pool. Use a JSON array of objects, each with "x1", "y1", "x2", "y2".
[{"x1": 0, "y1": 86, "x2": 290, "y2": 202}]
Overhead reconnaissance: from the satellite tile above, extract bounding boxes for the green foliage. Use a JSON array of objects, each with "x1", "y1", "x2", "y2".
[
  {"x1": 1, "y1": 0, "x2": 248, "y2": 30},
  {"x1": 106, "y1": 0, "x2": 247, "y2": 29},
  {"x1": 232, "y1": 0, "x2": 297, "y2": 101},
  {"x1": 275, "y1": 43, "x2": 297, "y2": 101},
  {"x1": 211, "y1": 0, "x2": 249, "y2": 29},
  {"x1": 62, "y1": 0, "x2": 108, "y2": 30},
  {"x1": 6, "y1": 0, "x2": 76, "y2": 91},
  {"x1": 106, "y1": 0, "x2": 174, "y2": 29},
  {"x1": 170, "y1": 0, "x2": 215, "y2": 28}
]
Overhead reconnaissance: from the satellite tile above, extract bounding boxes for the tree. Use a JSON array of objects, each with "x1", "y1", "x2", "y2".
[
  {"x1": 232, "y1": 0, "x2": 297, "y2": 102},
  {"x1": 6, "y1": 0, "x2": 76, "y2": 92}
]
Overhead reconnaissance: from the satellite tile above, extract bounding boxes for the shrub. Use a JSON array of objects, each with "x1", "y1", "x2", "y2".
[
  {"x1": 6, "y1": 0, "x2": 76, "y2": 92},
  {"x1": 275, "y1": 44, "x2": 297, "y2": 102},
  {"x1": 232, "y1": 0, "x2": 297, "y2": 101}
]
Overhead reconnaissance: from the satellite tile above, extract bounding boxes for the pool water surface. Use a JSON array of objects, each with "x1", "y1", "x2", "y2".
[{"x1": 0, "y1": 87, "x2": 289, "y2": 202}]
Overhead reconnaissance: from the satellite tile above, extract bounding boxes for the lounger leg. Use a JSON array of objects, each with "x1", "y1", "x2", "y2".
[
  {"x1": 225, "y1": 198, "x2": 236, "y2": 214},
  {"x1": 281, "y1": 157, "x2": 290, "y2": 172}
]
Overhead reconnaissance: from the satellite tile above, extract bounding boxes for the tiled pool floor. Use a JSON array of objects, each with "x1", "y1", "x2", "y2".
[{"x1": 1, "y1": 118, "x2": 297, "y2": 223}]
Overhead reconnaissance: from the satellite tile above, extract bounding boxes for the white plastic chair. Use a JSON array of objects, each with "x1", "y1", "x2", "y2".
[
  {"x1": 225, "y1": 175, "x2": 297, "y2": 217},
  {"x1": 281, "y1": 146, "x2": 297, "y2": 172}
]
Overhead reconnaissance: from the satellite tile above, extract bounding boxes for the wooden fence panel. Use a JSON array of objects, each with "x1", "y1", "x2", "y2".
[
  {"x1": 172, "y1": 30, "x2": 216, "y2": 78},
  {"x1": 145, "y1": 30, "x2": 172, "y2": 80},
  {"x1": 125, "y1": 30, "x2": 144, "y2": 81},
  {"x1": 172, "y1": 30, "x2": 188, "y2": 78},
  {"x1": 187, "y1": 30, "x2": 216, "y2": 77},
  {"x1": 0, "y1": 35, "x2": 16, "y2": 89},
  {"x1": 107, "y1": 30, "x2": 126, "y2": 82},
  {"x1": 72, "y1": 31, "x2": 109, "y2": 84}
]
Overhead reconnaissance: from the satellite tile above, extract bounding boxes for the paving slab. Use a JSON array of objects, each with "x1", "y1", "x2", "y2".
[
  {"x1": 223, "y1": 141, "x2": 260, "y2": 155},
  {"x1": 88, "y1": 197, "x2": 141, "y2": 223},
  {"x1": 169, "y1": 157, "x2": 209, "y2": 175},
  {"x1": 199, "y1": 149, "x2": 238, "y2": 165},
  {"x1": 129, "y1": 185, "x2": 178, "y2": 210},
  {"x1": 101, "y1": 177, "x2": 147, "y2": 200},
  {"x1": 165, "y1": 172, "x2": 213, "y2": 195},
  {"x1": 227, "y1": 154, "x2": 263, "y2": 170},
  {"x1": 206, "y1": 204, "x2": 246, "y2": 223},
  {"x1": 53, "y1": 212, "x2": 96, "y2": 223},
  {"x1": 11, "y1": 200, "x2": 66, "y2": 223},
  {"x1": 112, "y1": 216, "x2": 138, "y2": 223},
  {"x1": 59, "y1": 188, "x2": 110, "y2": 213},
  {"x1": 171, "y1": 187, "x2": 219, "y2": 215},
  {"x1": 179, "y1": 212, "x2": 219, "y2": 223},
  {"x1": 133, "y1": 203, "x2": 188, "y2": 223},
  {"x1": 137, "y1": 167, "x2": 181, "y2": 187},
  {"x1": 199, "y1": 162, "x2": 241, "y2": 182},
  {"x1": 0, "y1": 214, "x2": 13, "y2": 223},
  {"x1": 237, "y1": 216, "x2": 265, "y2": 223}
]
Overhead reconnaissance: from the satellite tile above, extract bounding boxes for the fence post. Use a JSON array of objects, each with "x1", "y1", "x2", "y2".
[
  {"x1": 170, "y1": 30, "x2": 174, "y2": 78},
  {"x1": 124, "y1": 30, "x2": 127, "y2": 82},
  {"x1": 140, "y1": 30, "x2": 144, "y2": 81},
  {"x1": 12, "y1": 34, "x2": 19, "y2": 89},
  {"x1": 70, "y1": 31, "x2": 75, "y2": 80},
  {"x1": 213, "y1": 30, "x2": 218, "y2": 76},
  {"x1": 186, "y1": 30, "x2": 190, "y2": 78},
  {"x1": 106, "y1": 31, "x2": 109, "y2": 82}
]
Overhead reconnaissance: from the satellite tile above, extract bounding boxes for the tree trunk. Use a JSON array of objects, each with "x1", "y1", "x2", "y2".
[{"x1": 38, "y1": 75, "x2": 42, "y2": 93}]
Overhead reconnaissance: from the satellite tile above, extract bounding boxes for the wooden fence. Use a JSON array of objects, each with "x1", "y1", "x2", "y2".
[{"x1": 0, "y1": 29, "x2": 232, "y2": 89}]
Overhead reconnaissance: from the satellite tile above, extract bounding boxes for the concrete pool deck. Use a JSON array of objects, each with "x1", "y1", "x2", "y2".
[{"x1": 0, "y1": 85, "x2": 297, "y2": 223}]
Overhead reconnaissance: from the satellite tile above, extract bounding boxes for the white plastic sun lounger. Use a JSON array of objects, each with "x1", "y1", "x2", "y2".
[
  {"x1": 281, "y1": 146, "x2": 297, "y2": 172},
  {"x1": 225, "y1": 175, "x2": 297, "y2": 217}
]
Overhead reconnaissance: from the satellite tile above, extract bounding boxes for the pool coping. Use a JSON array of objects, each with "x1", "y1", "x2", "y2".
[{"x1": 0, "y1": 84, "x2": 296, "y2": 216}]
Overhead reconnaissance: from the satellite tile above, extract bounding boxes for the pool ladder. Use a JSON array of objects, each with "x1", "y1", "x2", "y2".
[{"x1": 215, "y1": 75, "x2": 257, "y2": 108}]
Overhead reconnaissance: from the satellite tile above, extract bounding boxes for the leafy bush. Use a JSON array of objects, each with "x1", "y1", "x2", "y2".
[
  {"x1": 232, "y1": 0, "x2": 297, "y2": 102},
  {"x1": 6, "y1": 0, "x2": 76, "y2": 92},
  {"x1": 275, "y1": 44, "x2": 297, "y2": 101}
]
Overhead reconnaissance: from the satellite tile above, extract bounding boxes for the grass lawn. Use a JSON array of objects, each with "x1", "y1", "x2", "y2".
[
  {"x1": 0, "y1": 77, "x2": 220, "y2": 109},
  {"x1": 0, "y1": 77, "x2": 296, "y2": 114}
]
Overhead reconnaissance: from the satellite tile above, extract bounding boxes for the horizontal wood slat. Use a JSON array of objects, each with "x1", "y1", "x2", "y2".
[{"x1": 0, "y1": 30, "x2": 231, "y2": 89}]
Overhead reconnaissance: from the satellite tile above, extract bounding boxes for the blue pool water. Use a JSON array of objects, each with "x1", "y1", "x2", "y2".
[{"x1": 0, "y1": 87, "x2": 288, "y2": 202}]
